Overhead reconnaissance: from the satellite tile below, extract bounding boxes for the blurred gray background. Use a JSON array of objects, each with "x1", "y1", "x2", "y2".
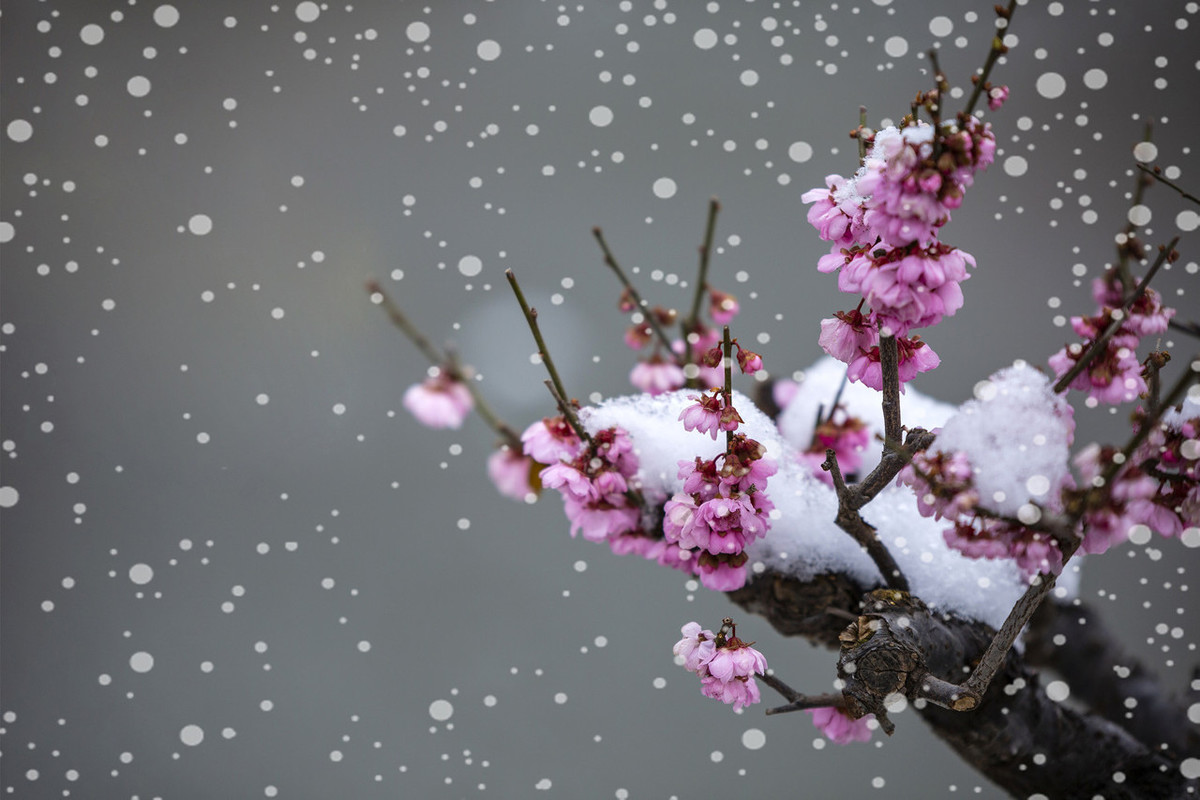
[{"x1": 2, "y1": 1, "x2": 1198, "y2": 797}]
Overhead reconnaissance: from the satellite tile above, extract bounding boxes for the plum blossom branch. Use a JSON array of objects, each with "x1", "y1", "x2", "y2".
[
  {"x1": 592, "y1": 227, "x2": 677, "y2": 357},
  {"x1": 686, "y1": 198, "x2": 722, "y2": 340},
  {"x1": 1051, "y1": 238, "x2": 1179, "y2": 395},
  {"x1": 941, "y1": 358, "x2": 1199, "y2": 710},
  {"x1": 1136, "y1": 163, "x2": 1200, "y2": 206},
  {"x1": 962, "y1": 0, "x2": 1016, "y2": 116},
  {"x1": 506, "y1": 268, "x2": 577, "y2": 426},
  {"x1": 368, "y1": 279, "x2": 519, "y2": 444}
]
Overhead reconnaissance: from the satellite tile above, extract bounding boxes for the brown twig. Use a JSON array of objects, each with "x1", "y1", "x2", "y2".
[
  {"x1": 592, "y1": 227, "x2": 677, "y2": 357},
  {"x1": 962, "y1": 0, "x2": 1017, "y2": 117},
  {"x1": 1136, "y1": 163, "x2": 1200, "y2": 206}
]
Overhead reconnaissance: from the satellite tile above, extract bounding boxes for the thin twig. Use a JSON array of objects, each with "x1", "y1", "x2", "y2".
[
  {"x1": 507, "y1": 269, "x2": 575, "y2": 419},
  {"x1": 592, "y1": 227, "x2": 677, "y2": 356},
  {"x1": 366, "y1": 279, "x2": 445, "y2": 367},
  {"x1": 686, "y1": 198, "x2": 721, "y2": 331},
  {"x1": 1136, "y1": 163, "x2": 1200, "y2": 206},
  {"x1": 368, "y1": 280, "x2": 520, "y2": 448},
  {"x1": 445, "y1": 352, "x2": 522, "y2": 449},
  {"x1": 543, "y1": 380, "x2": 592, "y2": 446},
  {"x1": 962, "y1": 0, "x2": 1018, "y2": 117}
]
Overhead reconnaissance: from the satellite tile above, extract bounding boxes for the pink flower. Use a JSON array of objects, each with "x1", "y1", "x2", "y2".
[
  {"x1": 563, "y1": 496, "x2": 640, "y2": 542},
  {"x1": 487, "y1": 447, "x2": 535, "y2": 502},
  {"x1": 673, "y1": 622, "x2": 717, "y2": 673},
  {"x1": 801, "y1": 174, "x2": 870, "y2": 246},
  {"x1": 987, "y1": 85, "x2": 1010, "y2": 111},
  {"x1": 630, "y1": 357, "x2": 686, "y2": 396},
  {"x1": 899, "y1": 449, "x2": 977, "y2": 520},
  {"x1": 1048, "y1": 341, "x2": 1147, "y2": 405},
  {"x1": 804, "y1": 409, "x2": 872, "y2": 483},
  {"x1": 699, "y1": 638, "x2": 767, "y2": 711},
  {"x1": 806, "y1": 706, "x2": 874, "y2": 744},
  {"x1": 521, "y1": 416, "x2": 584, "y2": 463},
  {"x1": 735, "y1": 343, "x2": 763, "y2": 375},
  {"x1": 403, "y1": 373, "x2": 474, "y2": 429},
  {"x1": 679, "y1": 392, "x2": 741, "y2": 439},
  {"x1": 696, "y1": 559, "x2": 748, "y2": 591},
  {"x1": 819, "y1": 308, "x2": 879, "y2": 363},
  {"x1": 846, "y1": 335, "x2": 939, "y2": 391},
  {"x1": 709, "y1": 288, "x2": 740, "y2": 325}
]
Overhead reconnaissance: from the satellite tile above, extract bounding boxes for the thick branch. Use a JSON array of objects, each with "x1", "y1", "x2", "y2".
[
  {"x1": 732, "y1": 579, "x2": 1195, "y2": 798},
  {"x1": 1027, "y1": 598, "x2": 1200, "y2": 758}
]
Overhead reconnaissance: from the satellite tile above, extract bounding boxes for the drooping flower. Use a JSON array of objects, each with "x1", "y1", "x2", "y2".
[
  {"x1": 987, "y1": 85, "x2": 1010, "y2": 111},
  {"x1": 708, "y1": 288, "x2": 740, "y2": 325},
  {"x1": 818, "y1": 308, "x2": 879, "y2": 364},
  {"x1": 403, "y1": 371, "x2": 474, "y2": 429},
  {"x1": 673, "y1": 622, "x2": 717, "y2": 673},
  {"x1": 487, "y1": 446, "x2": 537, "y2": 502},
  {"x1": 630, "y1": 355, "x2": 686, "y2": 396},
  {"x1": 679, "y1": 391, "x2": 741, "y2": 439},
  {"x1": 735, "y1": 342, "x2": 764, "y2": 375},
  {"x1": 845, "y1": 335, "x2": 940, "y2": 391},
  {"x1": 806, "y1": 706, "x2": 874, "y2": 744},
  {"x1": 698, "y1": 631, "x2": 768, "y2": 711},
  {"x1": 521, "y1": 415, "x2": 584, "y2": 464}
]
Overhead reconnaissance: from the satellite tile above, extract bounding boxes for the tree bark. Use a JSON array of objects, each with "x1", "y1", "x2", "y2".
[{"x1": 730, "y1": 574, "x2": 1198, "y2": 798}]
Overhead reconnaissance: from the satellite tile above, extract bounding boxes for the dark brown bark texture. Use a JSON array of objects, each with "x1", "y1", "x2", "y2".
[{"x1": 729, "y1": 574, "x2": 1199, "y2": 798}]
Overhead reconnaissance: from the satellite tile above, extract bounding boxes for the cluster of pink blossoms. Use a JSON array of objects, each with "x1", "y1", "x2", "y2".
[
  {"x1": 673, "y1": 620, "x2": 768, "y2": 711},
  {"x1": 805, "y1": 706, "x2": 874, "y2": 745},
  {"x1": 1049, "y1": 270, "x2": 1176, "y2": 405},
  {"x1": 623, "y1": 288, "x2": 739, "y2": 396},
  {"x1": 899, "y1": 450, "x2": 1065, "y2": 576},
  {"x1": 797, "y1": 405, "x2": 871, "y2": 485},
  {"x1": 664, "y1": 389, "x2": 777, "y2": 591},
  {"x1": 527, "y1": 417, "x2": 643, "y2": 542},
  {"x1": 1073, "y1": 410, "x2": 1200, "y2": 553},
  {"x1": 802, "y1": 115, "x2": 997, "y2": 391}
]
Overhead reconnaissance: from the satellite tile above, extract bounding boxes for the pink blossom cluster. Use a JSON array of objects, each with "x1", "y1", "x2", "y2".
[
  {"x1": 526, "y1": 417, "x2": 643, "y2": 542},
  {"x1": 664, "y1": 394, "x2": 776, "y2": 591},
  {"x1": 899, "y1": 449, "x2": 1064, "y2": 576},
  {"x1": 673, "y1": 621, "x2": 768, "y2": 711},
  {"x1": 1073, "y1": 418, "x2": 1199, "y2": 553},
  {"x1": 1048, "y1": 273, "x2": 1175, "y2": 405},
  {"x1": 403, "y1": 369, "x2": 474, "y2": 429},
  {"x1": 805, "y1": 706, "x2": 874, "y2": 745},
  {"x1": 803, "y1": 116, "x2": 998, "y2": 389},
  {"x1": 798, "y1": 405, "x2": 871, "y2": 484},
  {"x1": 622, "y1": 289, "x2": 741, "y2": 396}
]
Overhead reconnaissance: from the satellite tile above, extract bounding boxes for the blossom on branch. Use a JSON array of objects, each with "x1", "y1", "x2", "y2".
[
  {"x1": 675, "y1": 620, "x2": 767, "y2": 712},
  {"x1": 805, "y1": 706, "x2": 874, "y2": 745},
  {"x1": 403, "y1": 371, "x2": 474, "y2": 429},
  {"x1": 487, "y1": 446, "x2": 537, "y2": 502}
]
